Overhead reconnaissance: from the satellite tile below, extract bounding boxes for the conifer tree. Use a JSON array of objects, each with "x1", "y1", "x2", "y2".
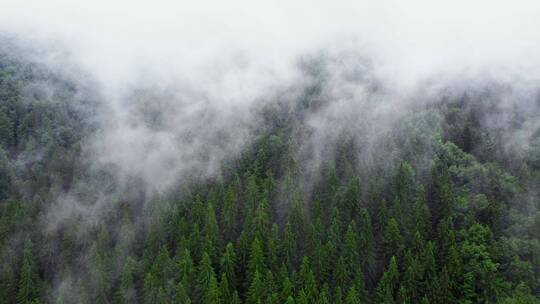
[
  {"x1": 376, "y1": 256, "x2": 399, "y2": 303},
  {"x1": 344, "y1": 221, "x2": 359, "y2": 279},
  {"x1": 0, "y1": 257, "x2": 17, "y2": 304},
  {"x1": 203, "y1": 203, "x2": 220, "y2": 263},
  {"x1": 285, "y1": 296, "x2": 295, "y2": 304},
  {"x1": 266, "y1": 224, "x2": 280, "y2": 272},
  {"x1": 177, "y1": 249, "x2": 195, "y2": 295},
  {"x1": 247, "y1": 236, "x2": 266, "y2": 284},
  {"x1": 430, "y1": 164, "x2": 453, "y2": 225},
  {"x1": 298, "y1": 257, "x2": 318, "y2": 302},
  {"x1": 222, "y1": 184, "x2": 239, "y2": 241},
  {"x1": 17, "y1": 244, "x2": 41, "y2": 304},
  {"x1": 175, "y1": 281, "x2": 191, "y2": 303},
  {"x1": 116, "y1": 257, "x2": 138, "y2": 304},
  {"x1": 196, "y1": 253, "x2": 217, "y2": 303},
  {"x1": 382, "y1": 218, "x2": 403, "y2": 262},
  {"x1": 280, "y1": 276, "x2": 294, "y2": 303},
  {"x1": 246, "y1": 270, "x2": 264, "y2": 304},
  {"x1": 219, "y1": 272, "x2": 231, "y2": 303},
  {"x1": 345, "y1": 286, "x2": 361, "y2": 304},
  {"x1": 220, "y1": 242, "x2": 237, "y2": 292},
  {"x1": 202, "y1": 275, "x2": 220, "y2": 304}
]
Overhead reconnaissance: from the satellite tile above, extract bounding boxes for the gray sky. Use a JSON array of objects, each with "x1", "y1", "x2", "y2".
[{"x1": 2, "y1": 0, "x2": 540, "y2": 92}]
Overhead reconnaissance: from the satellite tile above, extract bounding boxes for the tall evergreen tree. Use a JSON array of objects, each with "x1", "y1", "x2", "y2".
[
  {"x1": 220, "y1": 242, "x2": 237, "y2": 293},
  {"x1": 382, "y1": 218, "x2": 403, "y2": 262},
  {"x1": 17, "y1": 243, "x2": 41, "y2": 304},
  {"x1": 196, "y1": 253, "x2": 217, "y2": 303},
  {"x1": 376, "y1": 256, "x2": 399, "y2": 303}
]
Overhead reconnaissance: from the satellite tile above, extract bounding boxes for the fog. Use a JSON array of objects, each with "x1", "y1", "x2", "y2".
[
  {"x1": 1, "y1": 0, "x2": 539, "y2": 194},
  {"x1": 1, "y1": 0, "x2": 539, "y2": 201},
  {"x1": 3, "y1": 0, "x2": 540, "y2": 88},
  {"x1": 2, "y1": 1, "x2": 540, "y2": 302}
]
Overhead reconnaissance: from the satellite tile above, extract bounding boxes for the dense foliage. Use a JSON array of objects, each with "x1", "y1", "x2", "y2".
[{"x1": 1, "y1": 47, "x2": 540, "y2": 304}]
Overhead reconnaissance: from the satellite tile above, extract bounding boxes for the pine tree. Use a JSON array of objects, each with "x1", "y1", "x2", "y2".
[
  {"x1": 143, "y1": 272, "x2": 158, "y2": 304},
  {"x1": 280, "y1": 276, "x2": 294, "y2": 303},
  {"x1": 375, "y1": 199, "x2": 389, "y2": 240},
  {"x1": 116, "y1": 257, "x2": 138, "y2": 304},
  {"x1": 393, "y1": 161, "x2": 416, "y2": 208},
  {"x1": 192, "y1": 195, "x2": 206, "y2": 229},
  {"x1": 264, "y1": 270, "x2": 277, "y2": 303},
  {"x1": 296, "y1": 290, "x2": 309, "y2": 304},
  {"x1": 357, "y1": 208, "x2": 374, "y2": 266},
  {"x1": 247, "y1": 236, "x2": 266, "y2": 284},
  {"x1": 411, "y1": 230, "x2": 425, "y2": 257},
  {"x1": 253, "y1": 197, "x2": 271, "y2": 241},
  {"x1": 220, "y1": 242, "x2": 237, "y2": 293},
  {"x1": 340, "y1": 176, "x2": 361, "y2": 224},
  {"x1": 422, "y1": 241, "x2": 438, "y2": 302},
  {"x1": 317, "y1": 285, "x2": 331, "y2": 304},
  {"x1": 177, "y1": 249, "x2": 195, "y2": 295},
  {"x1": 333, "y1": 256, "x2": 348, "y2": 289},
  {"x1": 334, "y1": 286, "x2": 344, "y2": 304},
  {"x1": 203, "y1": 203, "x2": 220, "y2": 263},
  {"x1": 236, "y1": 230, "x2": 250, "y2": 285},
  {"x1": 202, "y1": 275, "x2": 220, "y2": 304},
  {"x1": 0, "y1": 257, "x2": 16, "y2": 304},
  {"x1": 401, "y1": 251, "x2": 421, "y2": 303},
  {"x1": 460, "y1": 223, "x2": 502, "y2": 303},
  {"x1": 433, "y1": 267, "x2": 453, "y2": 303},
  {"x1": 91, "y1": 226, "x2": 113, "y2": 304},
  {"x1": 17, "y1": 244, "x2": 41, "y2": 304},
  {"x1": 246, "y1": 270, "x2": 264, "y2": 304},
  {"x1": 422, "y1": 241, "x2": 437, "y2": 301},
  {"x1": 244, "y1": 173, "x2": 260, "y2": 213},
  {"x1": 345, "y1": 286, "x2": 361, "y2": 304},
  {"x1": 413, "y1": 187, "x2": 431, "y2": 239},
  {"x1": 196, "y1": 253, "x2": 217, "y2": 303},
  {"x1": 267, "y1": 292, "x2": 280, "y2": 304},
  {"x1": 298, "y1": 257, "x2": 318, "y2": 302},
  {"x1": 312, "y1": 238, "x2": 329, "y2": 286},
  {"x1": 376, "y1": 256, "x2": 399, "y2": 303},
  {"x1": 288, "y1": 193, "x2": 306, "y2": 256},
  {"x1": 222, "y1": 184, "x2": 239, "y2": 241},
  {"x1": 219, "y1": 272, "x2": 231, "y2": 303},
  {"x1": 175, "y1": 281, "x2": 191, "y2": 304},
  {"x1": 230, "y1": 291, "x2": 241, "y2": 304},
  {"x1": 285, "y1": 296, "x2": 295, "y2": 304},
  {"x1": 283, "y1": 221, "x2": 297, "y2": 269},
  {"x1": 262, "y1": 169, "x2": 276, "y2": 204},
  {"x1": 151, "y1": 246, "x2": 174, "y2": 287},
  {"x1": 328, "y1": 207, "x2": 341, "y2": 274},
  {"x1": 266, "y1": 224, "x2": 280, "y2": 272},
  {"x1": 344, "y1": 221, "x2": 359, "y2": 283},
  {"x1": 382, "y1": 218, "x2": 403, "y2": 262},
  {"x1": 430, "y1": 164, "x2": 453, "y2": 225},
  {"x1": 189, "y1": 223, "x2": 203, "y2": 262}
]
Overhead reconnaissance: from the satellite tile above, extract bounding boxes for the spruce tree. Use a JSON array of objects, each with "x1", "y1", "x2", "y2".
[{"x1": 17, "y1": 244, "x2": 41, "y2": 304}]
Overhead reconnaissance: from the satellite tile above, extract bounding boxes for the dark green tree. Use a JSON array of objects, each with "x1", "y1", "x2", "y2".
[{"x1": 17, "y1": 244, "x2": 41, "y2": 304}]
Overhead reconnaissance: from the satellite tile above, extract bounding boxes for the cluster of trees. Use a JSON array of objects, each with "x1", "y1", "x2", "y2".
[
  {"x1": 0, "y1": 47, "x2": 96, "y2": 303},
  {"x1": 1, "y1": 46, "x2": 540, "y2": 303},
  {"x1": 106, "y1": 134, "x2": 539, "y2": 304}
]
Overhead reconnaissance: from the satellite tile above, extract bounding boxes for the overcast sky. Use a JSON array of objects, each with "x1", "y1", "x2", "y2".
[{"x1": 1, "y1": 0, "x2": 539, "y2": 92}]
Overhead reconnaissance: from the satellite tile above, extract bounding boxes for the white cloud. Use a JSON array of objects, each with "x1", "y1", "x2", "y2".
[{"x1": 2, "y1": 0, "x2": 539, "y2": 90}]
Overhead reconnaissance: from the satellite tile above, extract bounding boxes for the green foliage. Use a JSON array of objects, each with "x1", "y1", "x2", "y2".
[
  {"x1": 17, "y1": 243, "x2": 41, "y2": 304},
  {"x1": 1, "y1": 48, "x2": 540, "y2": 304}
]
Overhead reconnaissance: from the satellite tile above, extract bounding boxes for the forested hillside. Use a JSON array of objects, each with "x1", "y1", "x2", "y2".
[{"x1": 1, "y1": 43, "x2": 540, "y2": 304}]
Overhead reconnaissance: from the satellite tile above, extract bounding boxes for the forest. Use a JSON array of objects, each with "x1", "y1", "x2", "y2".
[{"x1": 1, "y1": 41, "x2": 540, "y2": 304}]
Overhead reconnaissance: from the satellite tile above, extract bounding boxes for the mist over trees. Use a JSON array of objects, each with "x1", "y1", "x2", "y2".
[{"x1": 1, "y1": 37, "x2": 540, "y2": 304}]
